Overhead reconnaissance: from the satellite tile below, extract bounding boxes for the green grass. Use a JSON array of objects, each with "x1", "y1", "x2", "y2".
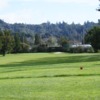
[{"x1": 0, "y1": 53, "x2": 100, "y2": 100}]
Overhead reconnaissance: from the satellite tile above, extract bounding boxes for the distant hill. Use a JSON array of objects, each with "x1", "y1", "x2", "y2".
[{"x1": 0, "y1": 19, "x2": 98, "y2": 44}]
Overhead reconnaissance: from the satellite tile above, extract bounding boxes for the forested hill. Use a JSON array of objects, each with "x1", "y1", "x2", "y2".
[{"x1": 0, "y1": 19, "x2": 98, "y2": 43}]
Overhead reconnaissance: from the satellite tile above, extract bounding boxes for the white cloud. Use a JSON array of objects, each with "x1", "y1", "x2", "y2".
[
  {"x1": 45, "y1": 0, "x2": 99, "y2": 5},
  {"x1": 1, "y1": 0, "x2": 98, "y2": 6},
  {"x1": 0, "y1": 0, "x2": 99, "y2": 24},
  {"x1": 1, "y1": 9, "x2": 33, "y2": 24},
  {"x1": 0, "y1": 8, "x2": 45, "y2": 24},
  {"x1": 6, "y1": 0, "x2": 99, "y2": 5},
  {"x1": 0, "y1": 0, "x2": 9, "y2": 9}
]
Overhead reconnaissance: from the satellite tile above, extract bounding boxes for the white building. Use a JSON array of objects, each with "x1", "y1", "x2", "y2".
[{"x1": 71, "y1": 44, "x2": 92, "y2": 48}]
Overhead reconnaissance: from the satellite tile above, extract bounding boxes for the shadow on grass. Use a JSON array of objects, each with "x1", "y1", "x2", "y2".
[
  {"x1": 0, "y1": 73, "x2": 100, "y2": 80},
  {"x1": 0, "y1": 54, "x2": 100, "y2": 68},
  {"x1": 0, "y1": 69, "x2": 24, "y2": 73}
]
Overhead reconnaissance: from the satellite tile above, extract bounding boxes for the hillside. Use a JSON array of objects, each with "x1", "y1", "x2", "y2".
[{"x1": 0, "y1": 19, "x2": 98, "y2": 43}]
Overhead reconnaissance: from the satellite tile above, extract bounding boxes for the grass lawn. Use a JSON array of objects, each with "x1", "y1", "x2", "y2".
[{"x1": 0, "y1": 53, "x2": 100, "y2": 100}]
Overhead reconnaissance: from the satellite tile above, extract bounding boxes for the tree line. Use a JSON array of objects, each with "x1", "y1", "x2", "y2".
[
  {"x1": 0, "y1": 30, "x2": 30, "y2": 56},
  {"x1": 0, "y1": 19, "x2": 100, "y2": 56},
  {"x1": 0, "y1": 25, "x2": 100, "y2": 56},
  {"x1": 0, "y1": 29, "x2": 70, "y2": 56},
  {"x1": 0, "y1": 19, "x2": 97, "y2": 44}
]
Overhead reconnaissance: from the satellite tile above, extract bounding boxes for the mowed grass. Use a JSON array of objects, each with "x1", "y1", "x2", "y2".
[{"x1": 0, "y1": 53, "x2": 100, "y2": 100}]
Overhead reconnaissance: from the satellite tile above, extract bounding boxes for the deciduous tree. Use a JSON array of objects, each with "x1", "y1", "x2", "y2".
[
  {"x1": 0, "y1": 30, "x2": 14, "y2": 56},
  {"x1": 13, "y1": 33, "x2": 21, "y2": 53},
  {"x1": 85, "y1": 27, "x2": 100, "y2": 52}
]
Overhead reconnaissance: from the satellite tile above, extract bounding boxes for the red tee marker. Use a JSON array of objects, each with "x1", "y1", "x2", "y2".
[{"x1": 80, "y1": 67, "x2": 83, "y2": 70}]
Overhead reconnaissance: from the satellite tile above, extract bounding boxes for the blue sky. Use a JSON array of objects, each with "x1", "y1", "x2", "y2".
[{"x1": 0, "y1": 0, "x2": 99, "y2": 24}]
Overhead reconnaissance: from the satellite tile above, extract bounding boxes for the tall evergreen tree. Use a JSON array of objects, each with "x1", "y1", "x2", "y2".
[
  {"x1": 0, "y1": 31, "x2": 3, "y2": 52},
  {"x1": 0, "y1": 30, "x2": 14, "y2": 56},
  {"x1": 34, "y1": 34, "x2": 41, "y2": 45},
  {"x1": 14, "y1": 33, "x2": 21, "y2": 53},
  {"x1": 85, "y1": 26, "x2": 100, "y2": 52}
]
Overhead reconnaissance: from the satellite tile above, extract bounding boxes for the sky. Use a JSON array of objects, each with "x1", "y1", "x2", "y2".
[{"x1": 0, "y1": 0, "x2": 100, "y2": 24}]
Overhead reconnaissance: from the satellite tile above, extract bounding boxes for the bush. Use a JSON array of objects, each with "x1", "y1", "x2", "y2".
[
  {"x1": 31, "y1": 44, "x2": 48, "y2": 52},
  {"x1": 20, "y1": 43, "x2": 31, "y2": 53},
  {"x1": 69, "y1": 46, "x2": 94, "y2": 53}
]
